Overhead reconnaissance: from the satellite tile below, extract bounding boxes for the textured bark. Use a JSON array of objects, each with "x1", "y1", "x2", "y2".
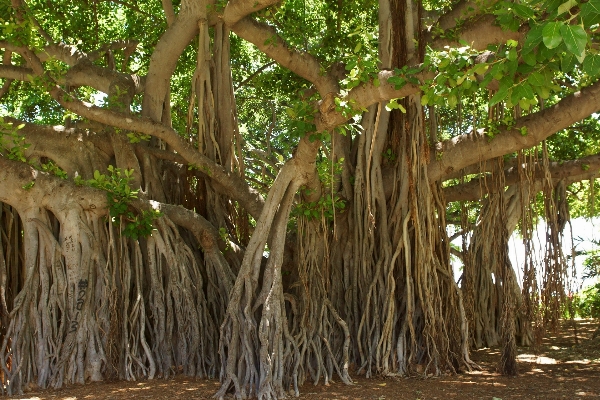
[{"x1": 0, "y1": 0, "x2": 597, "y2": 398}]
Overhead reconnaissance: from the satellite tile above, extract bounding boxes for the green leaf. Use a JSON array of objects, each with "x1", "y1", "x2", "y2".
[
  {"x1": 512, "y1": 3, "x2": 535, "y2": 19},
  {"x1": 522, "y1": 51, "x2": 537, "y2": 66},
  {"x1": 385, "y1": 99, "x2": 406, "y2": 112},
  {"x1": 583, "y1": 54, "x2": 600, "y2": 76},
  {"x1": 560, "y1": 24, "x2": 587, "y2": 60},
  {"x1": 580, "y1": 0, "x2": 600, "y2": 26},
  {"x1": 523, "y1": 23, "x2": 544, "y2": 54},
  {"x1": 535, "y1": 84, "x2": 551, "y2": 99},
  {"x1": 473, "y1": 63, "x2": 489, "y2": 75},
  {"x1": 557, "y1": 0, "x2": 577, "y2": 16},
  {"x1": 527, "y1": 71, "x2": 546, "y2": 86},
  {"x1": 561, "y1": 53, "x2": 576, "y2": 72},
  {"x1": 542, "y1": 22, "x2": 564, "y2": 49},
  {"x1": 387, "y1": 76, "x2": 406, "y2": 89},
  {"x1": 512, "y1": 83, "x2": 535, "y2": 105},
  {"x1": 506, "y1": 39, "x2": 519, "y2": 48},
  {"x1": 506, "y1": 58, "x2": 519, "y2": 78},
  {"x1": 519, "y1": 98, "x2": 531, "y2": 110},
  {"x1": 538, "y1": 41, "x2": 559, "y2": 60},
  {"x1": 490, "y1": 87, "x2": 509, "y2": 106},
  {"x1": 517, "y1": 63, "x2": 534, "y2": 74},
  {"x1": 447, "y1": 94, "x2": 457, "y2": 108},
  {"x1": 511, "y1": 86, "x2": 523, "y2": 106}
]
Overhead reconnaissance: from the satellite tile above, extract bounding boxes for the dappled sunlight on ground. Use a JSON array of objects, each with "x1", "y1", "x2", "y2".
[
  {"x1": 517, "y1": 354, "x2": 557, "y2": 364},
  {"x1": 10, "y1": 320, "x2": 600, "y2": 399}
]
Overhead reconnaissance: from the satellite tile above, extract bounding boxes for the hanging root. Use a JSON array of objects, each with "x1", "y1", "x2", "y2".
[
  {"x1": 347, "y1": 96, "x2": 471, "y2": 378},
  {"x1": 216, "y1": 166, "x2": 297, "y2": 400},
  {"x1": 292, "y1": 216, "x2": 353, "y2": 388},
  {"x1": 0, "y1": 195, "x2": 228, "y2": 394}
]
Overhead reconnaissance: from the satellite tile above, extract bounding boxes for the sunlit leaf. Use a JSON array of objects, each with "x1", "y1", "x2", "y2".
[
  {"x1": 542, "y1": 22, "x2": 564, "y2": 49},
  {"x1": 560, "y1": 24, "x2": 587, "y2": 60}
]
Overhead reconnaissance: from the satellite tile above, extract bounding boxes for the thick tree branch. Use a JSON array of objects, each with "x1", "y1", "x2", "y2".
[
  {"x1": 0, "y1": 156, "x2": 229, "y2": 256},
  {"x1": 51, "y1": 87, "x2": 265, "y2": 219},
  {"x1": 142, "y1": 1, "x2": 203, "y2": 120},
  {"x1": 161, "y1": 0, "x2": 176, "y2": 26},
  {"x1": 0, "y1": 41, "x2": 44, "y2": 75},
  {"x1": 428, "y1": 80, "x2": 600, "y2": 182},
  {"x1": 442, "y1": 154, "x2": 519, "y2": 180},
  {"x1": 434, "y1": 0, "x2": 500, "y2": 32},
  {"x1": 0, "y1": 50, "x2": 13, "y2": 99},
  {"x1": 0, "y1": 62, "x2": 144, "y2": 100},
  {"x1": 0, "y1": 65, "x2": 32, "y2": 81},
  {"x1": 64, "y1": 58, "x2": 143, "y2": 95},
  {"x1": 223, "y1": 0, "x2": 279, "y2": 27},
  {"x1": 37, "y1": 43, "x2": 87, "y2": 65},
  {"x1": 86, "y1": 40, "x2": 140, "y2": 63},
  {"x1": 427, "y1": 14, "x2": 524, "y2": 51},
  {"x1": 317, "y1": 69, "x2": 427, "y2": 130},
  {"x1": 444, "y1": 153, "x2": 600, "y2": 202},
  {"x1": 0, "y1": 156, "x2": 106, "y2": 216},
  {"x1": 0, "y1": 117, "x2": 113, "y2": 175},
  {"x1": 230, "y1": 18, "x2": 339, "y2": 96},
  {"x1": 0, "y1": 42, "x2": 145, "y2": 95}
]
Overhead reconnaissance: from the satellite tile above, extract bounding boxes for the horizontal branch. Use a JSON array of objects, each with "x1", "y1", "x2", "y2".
[
  {"x1": 50, "y1": 86, "x2": 265, "y2": 219},
  {"x1": 0, "y1": 156, "x2": 106, "y2": 216},
  {"x1": 317, "y1": 69, "x2": 427, "y2": 130},
  {"x1": 64, "y1": 59, "x2": 145, "y2": 95},
  {"x1": 0, "y1": 117, "x2": 118, "y2": 179},
  {"x1": 444, "y1": 153, "x2": 600, "y2": 202},
  {"x1": 0, "y1": 43, "x2": 145, "y2": 96},
  {"x1": 0, "y1": 156, "x2": 228, "y2": 255},
  {"x1": 0, "y1": 65, "x2": 32, "y2": 81},
  {"x1": 86, "y1": 40, "x2": 140, "y2": 63},
  {"x1": 428, "y1": 79, "x2": 600, "y2": 182},
  {"x1": 223, "y1": 0, "x2": 279, "y2": 27},
  {"x1": 427, "y1": 14, "x2": 524, "y2": 51},
  {"x1": 442, "y1": 153, "x2": 521, "y2": 180},
  {"x1": 434, "y1": 0, "x2": 500, "y2": 32},
  {"x1": 0, "y1": 40, "x2": 44, "y2": 74},
  {"x1": 35, "y1": 39, "x2": 137, "y2": 69}
]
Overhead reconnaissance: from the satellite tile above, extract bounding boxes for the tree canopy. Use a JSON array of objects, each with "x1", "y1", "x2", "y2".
[{"x1": 1, "y1": 0, "x2": 599, "y2": 398}]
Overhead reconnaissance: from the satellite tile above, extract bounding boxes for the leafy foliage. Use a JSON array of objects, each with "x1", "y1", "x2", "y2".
[
  {"x1": 570, "y1": 283, "x2": 600, "y2": 318},
  {"x1": 78, "y1": 166, "x2": 161, "y2": 239}
]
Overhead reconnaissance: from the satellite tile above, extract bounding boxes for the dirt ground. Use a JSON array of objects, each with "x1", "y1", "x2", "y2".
[{"x1": 8, "y1": 319, "x2": 600, "y2": 399}]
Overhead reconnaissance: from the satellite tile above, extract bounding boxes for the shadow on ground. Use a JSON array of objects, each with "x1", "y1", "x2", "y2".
[{"x1": 9, "y1": 320, "x2": 600, "y2": 399}]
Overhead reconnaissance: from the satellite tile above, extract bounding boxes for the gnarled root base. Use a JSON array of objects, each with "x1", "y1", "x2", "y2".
[{"x1": 0, "y1": 199, "x2": 226, "y2": 395}]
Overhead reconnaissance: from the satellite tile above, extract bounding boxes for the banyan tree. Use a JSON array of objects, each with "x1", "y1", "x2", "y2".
[{"x1": 1, "y1": 0, "x2": 600, "y2": 397}]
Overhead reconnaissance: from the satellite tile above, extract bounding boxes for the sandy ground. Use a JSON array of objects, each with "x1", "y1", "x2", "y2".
[{"x1": 7, "y1": 319, "x2": 600, "y2": 399}]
